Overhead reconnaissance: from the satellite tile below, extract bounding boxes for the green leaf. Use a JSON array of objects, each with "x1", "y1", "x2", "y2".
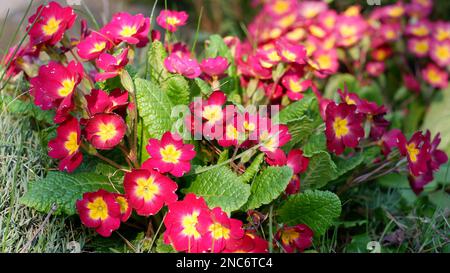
[
  {"x1": 302, "y1": 133, "x2": 327, "y2": 157},
  {"x1": 185, "y1": 166, "x2": 251, "y2": 213},
  {"x1": 274, "y1": 95, "x2": 317, "y2": 124},
  {"x1": 240, "y1": 153, "x2": 265, "y2": 184},
  {"x1": 1, "y1": 95, "x2": 53, "y2": 123},
  {"x1": 205, "y1": 34, "x2": 232, "y2": 60},
  {"x1": 422, "y1": 87, "x2": 450, "y2": 154},
  {"x1": 194, "y1": 78, "x2": 212, "y2": 96},
  {"x1": 324, "y1": 73, "x2": 358, "y2": 99},
  {"x1": 20, "y1": 171, "x2": 119, "y2": 215},
  {"x1": 135, "y1": 78, "x2": 175, "y2": 162},
  {"x1": 164, "y1": 75, "x2": 190, "y2": 106},
  {"x1": 277, "y1": 190, "x2": 342, "y2": 235},
  {"x1": 156, "y1": 236, "x2": 176, "y2": 253},
  {"x1": 301, "y1": 151, "x2": 338, "y2": 190},
  {"x1": 244, "y1": 166, "x2": 293, "y2": 210},
  {"x1": 147, "y1": 41, "x2": 168, "y2": 84},
  {"x1": 333, "y1": 152, "x2": 365, "y2": 177}
]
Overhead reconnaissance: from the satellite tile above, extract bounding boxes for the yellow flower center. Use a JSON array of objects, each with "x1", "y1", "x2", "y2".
[
  {"x1": 279, "y1": 14, "x2": 296, "y2": 28},
  {"x1": 273, "y1": 0, "x2": 289, "y2": 14},
  {"x1": 412, "y1": 26, "x2": 429, "y2": 36},
  {"x1": 289, "y1": 79, "x2": 303, "y2": 93},
  {"x1": 436, "y1": 44, "x2": 450, "y2": 61},
  {"x1": 436, "y1": 29, "x2": 450, "y2": 41},
  {"x1": 226, "y1": 124, "x2": 239, "y2": 140},
  {"x1": 203, "y1": 105, "x2": 223, "y2": 124},
  {"x1": 116, "y1": 196, "x2": 128, "y2": 214},
  {"x1": 120, "y1": 25, "x2": 137, "y2": 37},
  {"x1": 160, "y1": 144, "x2": 181, "y2": 164},
  {"x1": 87, "y1": 197, "x2": 109, "y2": 221},
  {"x1": 316, "y1": 54, "x2": 332, "y2": 69},
  {"x1": 209, "y1": 223, "x2": 231, "y2": 240},
  {"x1": 260, "y1": 131, "x2": 277, "y2": 152},
  {"x1": 282, "y1": 50, "x2": 297, "y2": 62},
  {"x1": 281, "y1": 229, "x2": 299, "y2": 245},
  {"x1": 267, "y1": 50, "x2": 281, "y2": 62},
  {"x1": 58, "y1": 79, "x2": 76, "y2": 97},
  {"x1": 135, "y1": 176, "x2": 160, "y2": 202},
  {"x1": 388, "y1": 6, "x2": 404, "y2": 17},
  {"x1": 64, "y1": 132, "x2": 79, "y2": 156},
  {"x1": 286, "y1": 28, "x2": 306, "y2": 41},
  {"x1": 414, "y1": 40, "x2": 429, "y2": 54},
  {"x1": 406, "y1": 143, "x2": 420, "y2": 163},
  {"x1": 42, "y1": 17, "x2": 61, "y2": 36},
  {"x1": 333, "y1": 117, "x2": 349, "y2": 138},
  {"x1": 243, "y1": 121, "x2": 256, "y2": 132},
  {"x1": 182, "y1": 211, "x2": 201, "y2": 239},
  {"x1": 339, "y1": 25, "x2": 357, "y2": 37},
  {"x1": 97, "y1": 123, "x2": 117, "y2": 142},
  {"x1": 309, "y1": 25, "x2": 326, "y2": 38},
  {"x1": 91, "y1": 42, "x2": 106, "y2": 53},
  {"x1": 427, "y1": 69, "x2": 442, "y2": 84},
  {"x1": 166, "y1": 16, "x2": 181, "y2": 26}
]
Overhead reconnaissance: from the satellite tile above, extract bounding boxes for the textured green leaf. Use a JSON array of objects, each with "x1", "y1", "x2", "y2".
[
  {"x1": 20, "y1": 171, "x2": 118, "y2": 215},
  {"x1": 275, "y1": 95, "x2": 317, "y2": 124},
  {"x1": 164, "y1": 75, "x2": 190, "y2": 106},
  {"x1": 324, "y1": 73, "x2": 358, "y2": 99},
  {"x1": 244, "y1": 166, "x2": 293, "y2": 210},
  {"x1": 194, "y1": 78, "x2": 212, "y2": 96},
  {"x1": 205, "y1": 34, "x2": 232, "y2": 60},
  {"x1": 277, "y1": 190, "x2": 342, "y2": 235},
  {"x1": 185, "y1": 166, "x2": 251, "y2": 213},
  {"x1": 301, "y1": 151, "x2": 338, "y2": 190},
  {"x1": 240, "y1": 153, "x2": 265, "y2": 184},
  {"x1": 135, "y1": 78, "x2": 175, "y2": 163},
  {"x1": 303, "y1": 133, "x2": 327, "y2": 157},
  {"x1": 147, "y1": 41, "x2": 168, "y2": 84},
  {"x1": 333, "y1": 153, "x2": 365, "y2": 177}
]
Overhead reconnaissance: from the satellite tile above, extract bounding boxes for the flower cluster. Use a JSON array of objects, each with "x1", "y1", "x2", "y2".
[{"x1": 163, "y1": 193, "x2": 268, "y2": 253}]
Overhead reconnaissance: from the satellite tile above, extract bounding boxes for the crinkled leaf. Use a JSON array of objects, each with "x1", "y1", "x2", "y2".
[
  {"x1": 164, "y1": 75, "x2": 190, "y2": 106},
  {"x1": 1, "y1": 95, "x2": 53, "y2": 123},
  {"x1": 301, "y1": 151, "x2": 338, "y2": 190},
  {"x1": 185, "y1": 166, "x2": 251, "y2": 213},
  {"x1": 240, "y1": 153, "x2": 265, "y2": 184},
  {"x1": 135, "y1": 78, "x2": 175, "y2": 162},
  {"x1": 20, "y1": 171, "x2": 119, "y2": 215},
  {"x1": 244, "y1": 166, "x2": 293, "y2": 210},
  {"x1": 303, "y1": 133, "x2": 327, "y2": 157},
  {"x1": 277, "y1": 190, "x2": 342, "y2": 235},
  {"x1": 147, "y1": 41, "x2": 168, "y2": 84}
]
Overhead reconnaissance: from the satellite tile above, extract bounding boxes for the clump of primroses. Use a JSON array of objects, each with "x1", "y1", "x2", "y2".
[{"x1": 4, "y1": 1, "x2": 448, "y2": 254}]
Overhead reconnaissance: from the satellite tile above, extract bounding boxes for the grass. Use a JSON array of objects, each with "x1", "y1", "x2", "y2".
[{"x1": 0, "y1": 101, "x2": 87, "y2": 253}]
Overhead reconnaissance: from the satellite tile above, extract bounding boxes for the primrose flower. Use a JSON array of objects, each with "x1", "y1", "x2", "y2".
[
  {"x1": 199, "y1": 56, "x2": 229, "y2": 79},
  {"x1": 84, "y1": 113, "x2": 126, "y2": 150},
  {"x1": 27, "y1": 1, "x2": 77, "y2": 46},
  {"x1": 142, "y1": 132, "x2": 196, "y2": 177},
  {"x1": 275, "y1": 39, "x2": 307, "y2": 64},
  {"x1": 421, "y1": 63, "x2": 448, "y2": 89},
  {"x1": 193, "y1": 91, "x2": 228, "y2": 140},
  {"x1": 77, "y1": 32, "x2": 113, "y2": 60},
  {"x1": 95, "y1": 48, "x2": 129, "y2": 82},
  {"x1": 427, "y1": 131, "x2": 448, "y2": 172},
  {"x1": 30, "y1": 61, "x2": 83, "y2": 123},
  {"x1": 366, "y1": 61, "x2": 385, "y2": 77},
  {"x1": 380, "y1": 129, "x2": 404, "y2": 156},
  {"x1": 398, "y1": 131, "x2": 431, "y2": 177},
  {"x1": 336, "y1": 15, "x2": 366, "y2": 47},
  {"x1": 433, "y1": 21, "x2": 450, "y2": 42},
  {"x1": 201, "y1": 207, "x2": 245, "y2": 253},
  {"x1": 156, "y1": 10, "x2": 188, "y2": 32},
  {"x1": 2, "y1": 43, "x2": 40, "y2": 78},
  {"x1": 124, "y1": 168, "x2": 178, "y2": 216},
  {"x1": 76, "y1": 189, "x2": 121, "y2": 237},
  {"x1": 217, "y1": 113, "x2": 246, "y2": 148},
  {"x1": 113, "y1": 194, "x2": 132, "y2": 222},
  {"x1": 48, "y1": 117, "x2": 83, "y2": 173},
  {"x1": 264, "y1": 0, "x2": 298, "y2": 17},
  {"x1": 223, "y1": 231, "x2": 268, "y2": 253},
  {"x1": 85, "y1": 89, "x2": 129, "y2": 117},
  {"x1": 430, "y1": 41, "x2": 450, "y2": 67},
  {"x1": 371, "y1": 46, "x2": 393, "y2": 62},
  {"x1": 406, "y1": 20, "x2": 432, "y2": 38},
  {"x1": 281, "y1": 72, "x2": 312, "y2": 101},
  {"x1": 380, "y1": 23, "x2": 402, "y2": 42},
  {"x1": 164, "y1": 52, "x2": 201, "y2": 79},
  {"x1": 312, "y1": 50, "x2": 339, "y2": 78},
  {"x1": 257, "y1": 123, "x2": 291, "y2": 154},
  {"x1": 266, "y1": 149, "x2": 309, "y2": 175},
  {"x1": 275, "y1": 224, "x2": 314, "y2": 253},
  {"x1": 102, "y1": 12, "x2": 150, "y2": 47},
  {"x1": 407, "y1": 38, "x2": 430, "y2": 57},
  {"x1": 403, "y1": 73, "x2": 421, "y2": 93},
  {"x1": 325, "y1": 102, "x2": 365, "y2": 155},
  {"x1": 163, "y1": 194, "x2": 212, "y2": 253}
]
